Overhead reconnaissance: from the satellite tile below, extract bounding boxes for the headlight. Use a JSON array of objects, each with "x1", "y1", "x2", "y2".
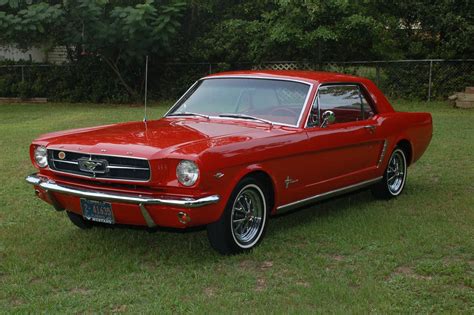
[
  {"x1": 34, "y1": 145, "x2": 48, "y2": 168},
  {"x1": 176, "y1": 160, "x2": 199, "y2": 186}
]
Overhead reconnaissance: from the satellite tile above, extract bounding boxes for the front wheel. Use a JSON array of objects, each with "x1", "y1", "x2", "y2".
[
  {"x1": 207, "y1": 177, "x2": 268, "y2": 255},
  {"x1": 372, "y1": 147, "x2": 408, "y2": 199}
]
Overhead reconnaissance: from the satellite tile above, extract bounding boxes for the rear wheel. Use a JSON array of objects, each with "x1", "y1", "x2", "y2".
[
  {"x1": 66, "y1": 211, "x2": 93, "y2": 229},
  {"x1": 372, "y1": 147, "x2": 407, "y2": 199},
  {"x1": 207, "y1": 177, "x2": 268, "y2": 255}
]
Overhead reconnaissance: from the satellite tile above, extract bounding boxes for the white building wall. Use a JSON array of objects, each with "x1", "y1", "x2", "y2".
[
  {"x1": 0, "y1": 45, "x2": 68, "y2": 64},
  {"x1": 0, "y1": 45, "x2": 47, "y2": 62},
  {"x1": 46, "y1": 46, "x2": 68, "y2": 64}
]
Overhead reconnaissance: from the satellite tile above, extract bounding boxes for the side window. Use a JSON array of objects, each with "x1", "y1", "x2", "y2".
[
  {"x1": 308, "y1": 85, "x2": 374, "y2": 126},
  {"x1": 360, "y1": 91, "x2": 374, "y2": 119},
  {"x1": 308, "y1": 95, "x2": 320, "y2": 127}
]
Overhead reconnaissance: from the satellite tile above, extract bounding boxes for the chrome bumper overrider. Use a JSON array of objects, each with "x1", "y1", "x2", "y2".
[{"x1": 25, "y1": 173, "x2": 220, "y2": 208}]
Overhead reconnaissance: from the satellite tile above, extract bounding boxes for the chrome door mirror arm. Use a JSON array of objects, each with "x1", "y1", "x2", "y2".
[{"x1": 320, "y1": 110, "x2": 336, "y2": 128}]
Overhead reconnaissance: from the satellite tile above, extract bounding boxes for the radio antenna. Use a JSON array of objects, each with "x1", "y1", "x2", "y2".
[{"x1": 143, "y1": 55, "x2": 149, "y2": 122}]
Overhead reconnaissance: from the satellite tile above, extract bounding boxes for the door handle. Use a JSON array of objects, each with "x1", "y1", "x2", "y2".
[{"x1": 364, "y1": 125, "x2": 376, "y2": 133}]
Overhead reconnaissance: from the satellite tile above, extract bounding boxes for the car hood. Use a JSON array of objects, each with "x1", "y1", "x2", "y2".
[{"x1": 36, "y1": 118, "x2": 282, "y2": 159}]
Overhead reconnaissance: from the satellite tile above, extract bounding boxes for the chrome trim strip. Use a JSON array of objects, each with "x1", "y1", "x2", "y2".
[
  {"x1": 304, "y1": 83, "x2": 321, "y2": 128},
  {"x1": 164, "y1": 80, "x2": 200, "y2": 117},
  {"x1": 277, "y1": 177, "x2": 383, "y2": 213},
  {"x1": 164, "y1": 76, "x2": 315, "y2": 128},
  {"x1": 51, "y1": 159, "x2": 78, "y2": 165},
  {"x1": 202, "y1": 74, "x2": 313, "y2": 85},
  {"x1": 107, "y1": 165, "x2": 150, "y2": 171},
  {"x1": 26, "y1": 174, "x2": 220, "y2": 208},
  {"x1": 377, "y1": 140, "x2": 388, "y2": 168},
  {"x1": 298, "y1": 80, "x2": 314, "y2": 128}
]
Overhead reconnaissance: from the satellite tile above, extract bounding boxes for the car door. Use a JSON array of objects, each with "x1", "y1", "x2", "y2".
[{"x1": 302, "y1": 83, "x2": 385, "y2": 196}]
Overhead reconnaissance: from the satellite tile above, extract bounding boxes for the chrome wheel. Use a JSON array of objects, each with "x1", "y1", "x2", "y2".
[
  {"x1": 386, "y1": 149, "x2": 407, "y2": 195},
  {"x1": 207, "y1": 178, "x2": 269, "y2": 255},
  {"x1": 230, "y1": 184, "x2": 266, "y2": 248}
]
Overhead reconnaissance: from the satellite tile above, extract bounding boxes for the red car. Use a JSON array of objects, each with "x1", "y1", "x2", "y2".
[{"x1": 26, "y1": 71, "x2": 432, "y2": 254}]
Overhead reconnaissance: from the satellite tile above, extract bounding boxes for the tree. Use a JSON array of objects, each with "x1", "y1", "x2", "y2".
[
  {"x1": 184, "y1": 0, "x2": 473, "y2": 63},
  {"x1": 371, "y1": 0, "x2": 474, "y2": 59},
  {"x1": 187, "y1": 0, "x2": 389, "y2": 62},
  {"x1": 0, "y1": 0, "x2": 186, "y2": 100}
]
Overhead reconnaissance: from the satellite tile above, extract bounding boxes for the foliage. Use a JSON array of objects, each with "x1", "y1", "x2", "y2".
[
  {"x1": 0, "y1": 0, "x2": 34, "y2": 9},
  {"x1": 0, "y1": 0, "x2": 186, "y2": 99},
  {"x1": 0, "y1": 58, "x2": 134, "y2": 102},
  {"x1": 371, "y1": 1, "x2": 474, "y2": 59},
  {"x1": 0, "y1": 0, "x2": 473, "y2": 102},
  {"x1": 0, "y1": 2, "x2": 63, "y2": 47},
  {"x1": 186, "y1": 0, "x2": 474, "y2": 63}
]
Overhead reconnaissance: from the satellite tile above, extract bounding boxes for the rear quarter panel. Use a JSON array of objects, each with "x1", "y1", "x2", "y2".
[{"x1": 378, "y1": 111, "x2": 433, "y2": 165}]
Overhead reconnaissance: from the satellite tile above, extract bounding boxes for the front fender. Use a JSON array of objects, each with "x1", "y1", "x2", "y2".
[{"x1": 207, "y1": 163, "x2": 279, "y2": 217}]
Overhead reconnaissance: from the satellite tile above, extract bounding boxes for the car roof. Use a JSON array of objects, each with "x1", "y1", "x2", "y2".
[
  {"x1": 205, "y1": 70, "x2": 367, "y2": 85},
  {"x1": 204, "y1": 69, "x2": 395, "y2": 114}
]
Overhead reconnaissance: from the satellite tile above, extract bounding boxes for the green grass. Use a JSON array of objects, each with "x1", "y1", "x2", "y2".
[{"x1": 0, "y1": 100, "x2": 473, "y2": 313}]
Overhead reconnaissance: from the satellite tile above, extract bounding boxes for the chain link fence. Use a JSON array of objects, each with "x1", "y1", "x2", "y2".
[
  {"x1": 155, "y1": 59, "x2": 474, "y2": 101},
  {"x1": 0, "y1": 62, "x2": 131, "y2": 102},
  {"x1": 1, "y1": 59, "x2": 473, "y2": 101},
  {"x1": 0, "y1": 64, "x2": 52, "y2": 99}
]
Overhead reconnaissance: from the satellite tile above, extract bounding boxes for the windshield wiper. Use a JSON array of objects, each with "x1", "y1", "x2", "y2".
[
  {"x1": 218, "y1": 113, "x2": 273, "y2": 127},
  {"x1": 167, "y1": 112, "x2": 210, "y2": 120}
]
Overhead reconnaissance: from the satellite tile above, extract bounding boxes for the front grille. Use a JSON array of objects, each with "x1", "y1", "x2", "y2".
[{"x1": 47, "y1": 150, "x2": 151, "y2": 181}]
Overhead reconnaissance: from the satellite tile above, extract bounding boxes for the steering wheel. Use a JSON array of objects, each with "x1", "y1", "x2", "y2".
[{"x1": 268, "y1": 107, "x2": 297, "y2": 116}]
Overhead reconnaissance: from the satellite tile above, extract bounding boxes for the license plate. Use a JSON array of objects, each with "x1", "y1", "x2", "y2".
[{"x1": 80, "y1": 199, "x2": 114, "y2": 224}]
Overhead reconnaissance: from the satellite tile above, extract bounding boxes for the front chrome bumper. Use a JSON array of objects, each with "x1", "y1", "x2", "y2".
[{"x1": 25, "y1": 173, "x2": 220, "y2": 208}]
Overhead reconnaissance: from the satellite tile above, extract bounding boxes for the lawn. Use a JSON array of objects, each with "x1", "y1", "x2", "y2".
[{"x1": 0, "y1": 100, "x2": 473, "y2": 313}]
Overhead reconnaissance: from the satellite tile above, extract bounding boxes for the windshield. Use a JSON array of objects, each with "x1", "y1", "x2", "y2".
[{"x1": 168, "y1": 78, "x2": 311, "y2": 126}]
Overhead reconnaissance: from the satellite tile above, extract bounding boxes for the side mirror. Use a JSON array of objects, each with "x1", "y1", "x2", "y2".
[{"x1": 320, "y1": 110, "x2": 336, "y2": 128}]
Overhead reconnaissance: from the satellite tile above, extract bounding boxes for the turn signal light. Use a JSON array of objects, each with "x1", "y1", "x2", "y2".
[{"x1": 177, "y1": 211, "x2": 191, "y2": 224}]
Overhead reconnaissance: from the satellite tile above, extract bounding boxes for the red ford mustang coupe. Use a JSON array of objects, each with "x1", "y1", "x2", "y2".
[{"x1": 26, "y1": 71, "x2": 432, "y2": 254}]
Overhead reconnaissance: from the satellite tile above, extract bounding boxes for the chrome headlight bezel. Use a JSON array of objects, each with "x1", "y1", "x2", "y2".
[
  {"x1": 34, "y1": 145, "x2": 48, "y2": 168},
  {"x1": 176, "y1": 160, "x2": 199, "y2": 187}
]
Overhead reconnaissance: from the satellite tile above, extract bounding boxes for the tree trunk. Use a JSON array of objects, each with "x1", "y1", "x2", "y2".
[{"x1": 102, "y1": 56, "x2": 140, "y2": 102}]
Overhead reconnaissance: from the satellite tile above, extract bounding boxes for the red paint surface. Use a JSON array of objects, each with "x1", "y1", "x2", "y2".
[{"x1": 29, "y1": 71, "x2": 433, "y2": 228}]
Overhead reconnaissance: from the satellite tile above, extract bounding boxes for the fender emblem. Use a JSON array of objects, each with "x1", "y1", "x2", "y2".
[{"x1": 284, "y1": 176, "x2": 298, "y2": 189}]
